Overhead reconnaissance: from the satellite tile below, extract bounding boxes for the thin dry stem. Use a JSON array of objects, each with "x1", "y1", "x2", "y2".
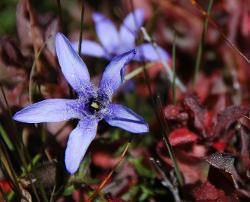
[{"x1": 88, "y1": 141, "x2": 131, "y2": 201}]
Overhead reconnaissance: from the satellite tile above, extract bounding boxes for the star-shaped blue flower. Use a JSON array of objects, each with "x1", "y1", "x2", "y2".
[
  {"x1": 13, "y1": 33, "x2": 149, "y2": 174},
  {"x1": 72, "y1": 9, "x2": 169, "y2": 61}
]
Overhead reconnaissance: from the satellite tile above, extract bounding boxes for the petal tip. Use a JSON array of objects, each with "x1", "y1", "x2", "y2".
[
  {"x1": 65, "y1": 153, "x2": 80, "y2": 174},
  {"x1": 126, "y1": 48, "x2": 136, "y2": 59},
  {"x1": 144, "y1": 123, "x2": 150, "y2": 132},
  {"x1": 92, "y1": 12, "x2": 103, "y2": 22},
  {"x1": 55, "y1": 32, "x2": 63, "y2": 38},
  {"x1": 133, "y1": 8, "x2": 144, "y2": 17},
  {"x1": 12, "y1": 113, "x2": 20, "y2": 121},
  {"x1": 13, "y1": 111, "x2": 25, "y2": 122},
  {"x1": 55, "y1": 32, "x2": 71, "y2": 50},
  {"x1": 138, "y1": 122, "x2": 149, "y2": 134},
  {"x1": 55, "y1": 32, "x2": 64, "y2": 43},
  {"x1": 65, "y1": 164, "x2": 77, "y2": 175},
  {"x1": 128, "y1": 122, "x2": 149, "y2": 134}
]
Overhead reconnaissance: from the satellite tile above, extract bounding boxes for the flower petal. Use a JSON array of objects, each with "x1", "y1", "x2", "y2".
[
  {"x1": 134, "y1": 43, "x2": 170, "y2": 61},
  {"x1": 13, "y1": 99, "x2": 79, "y2": 123},
  {"x1": 92, "y1": 12, "x2": 120, "y2": 54},
  {"x1": 105, "y1": 104, "x2": 149, "y2": 133},
  {"x1": 55, "y1": 33, "x2": 91, "y2": 95},
  {"x1": 65, "y1": 118, "x2": 98, "y2": 174},
  {"x1": 71, "y1": 40, "x2": 108, "y2": 58},
  {"x1": 99, "y1": 50, "x2": 136, "y2": 98},
  {"x1": 119, "y1": 9, "x2": 144, "y2": 48}
]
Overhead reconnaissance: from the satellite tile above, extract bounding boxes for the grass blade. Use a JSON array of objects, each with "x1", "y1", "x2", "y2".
[
  {"x1": 192, "y1": 0, "x2": 214, "y2": 87},
  {"x1": 0, "y1": 123, "x2": 14, "y2": 151},
  {"x1": 129, "y1": 0, "x2": 184, "y2": 186}
]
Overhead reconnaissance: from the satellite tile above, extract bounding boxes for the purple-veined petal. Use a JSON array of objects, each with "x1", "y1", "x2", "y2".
[
  {"x1": 65, "y1": 118, "x2": 98, "y2": 174},
  {"x1": 92, "y1": 12, "x2": 120, "y2": 54},
  {"x1": 134, "y1": 43, "x2": 170, "y2": 61},
  {"x1": 71, "y1": 40, "x2": 108, "y2": 58},
  {"x1": 119, "y1": 9, "x2": 144, "y2": 48},
  {"x1": 105, "y1": 104, "x2": 149, "y2": 133},
  {"x1": 99, "y1": 49, "x2": 136, "y2": 98},
  {"x1": 55, "y1": 33, "x2": 91, "y2": 95},
  {"x1": 13, "y1": 99, "x2": 79, "y2": 123}
]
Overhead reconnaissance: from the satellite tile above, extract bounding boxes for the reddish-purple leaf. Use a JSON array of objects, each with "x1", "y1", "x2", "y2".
[
  {"x1": 213, "y1": 106, "x2": 250, "y2": 138},
  {"x1": 183, "y1": 94, "x2": 207, "y2": 137},
  {"x1": 169, "y1": 127, "x2": 198, "y2": 146},
  {"x1": 16, "y1": 0, "x2": 43, "y2": 52},
  {"x1": 0, "y1": 37, "x2": 26, "y2": 68},
  {"x1": 164, "y1": 104, "x2": 188, "y2": 121}
]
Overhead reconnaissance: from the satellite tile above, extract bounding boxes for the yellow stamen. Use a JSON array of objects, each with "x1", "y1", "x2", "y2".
[{"x1": 91, "y1": 102, "x2": 99, "y2": 109}]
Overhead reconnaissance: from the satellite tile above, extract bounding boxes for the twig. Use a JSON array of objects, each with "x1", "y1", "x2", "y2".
[
  {"x1": 150, "y1": 158, "x2": 181, "y2": 202},
  {"x1": 190, "y1": 0, "x2": 250, "y2": 65},
  {"x1": 29, "y1": 38, "x2": 49, "y2": 103},
  {"x1": 88, "y1": 140, "x2": 131, "y2": 201},
  {"x1": 124, "y1": 62, "x2": 153, "y2": 81}
]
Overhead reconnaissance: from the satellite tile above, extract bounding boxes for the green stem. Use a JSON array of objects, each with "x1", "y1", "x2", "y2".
[
  {"x1": 171, "y1": 32, "x2": 177, "y2": 105},
  {"x1": 156, "y1": 96, "x2": 184, "y2": 186},
  {"x1": 56, "y1": 0, "x2": 65, "y2": 33},
  {"x1": 0, "y1": 82, "x2": 41, "y2": 201},
  {"x1": 192, "y1": 0, "x2": 214, "y2": 87},
  {"x1": 78, "y1": 0, "x2": 85, "y2": 55}
]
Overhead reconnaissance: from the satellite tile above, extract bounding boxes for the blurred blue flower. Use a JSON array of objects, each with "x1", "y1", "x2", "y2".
[
  {"x1": 72, "y1": 9, "x2": 169, "y2": 61},
  {"x1": 13, "y1": 33, "x2": 149, "y2": 174}
]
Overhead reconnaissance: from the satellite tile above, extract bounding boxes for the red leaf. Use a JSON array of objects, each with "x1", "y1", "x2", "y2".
[
  {"x1": 241, "y1": 4, "x2": 250, "y2": 38},
  {"x1": 92, "y1": 151, "x2": 118, "y2": 169},
  {"x1": 204, "y1": 111, "x2": 213, "y2": 134},
  {"x1": 212, "y1": 141, "x2": 227, "y2": 152},
  {"x1": 192, "y1": 181, "x2": 225, "y2": 201},
  {"x1": 169, "y1": 128, "x2": 198, "y2": 146},
  {"x1": 213, "y1": 106, "x2": 250, "y2": 138},
  {"x1": 0, "y1": 180, "x2": 11, "y2": 193}
]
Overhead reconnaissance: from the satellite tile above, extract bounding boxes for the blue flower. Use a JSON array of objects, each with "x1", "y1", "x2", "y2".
[
  {"x1": 72, "y1": 9, "x2": 169, "y2": 61},
  {"x1": 13, "y1": 33, "x2": 149, "y2": 174}
]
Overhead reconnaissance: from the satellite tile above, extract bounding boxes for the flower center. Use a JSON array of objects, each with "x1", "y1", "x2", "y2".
[
  {"x1": 78, "y1": 91, "x2": 110, "y2": 120},
  {"x1": 90, "y1": 100, "x2": 101, "y2": 112}
]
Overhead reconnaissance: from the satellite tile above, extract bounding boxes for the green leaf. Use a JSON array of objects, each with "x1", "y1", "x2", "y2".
[
  {"x1": 129, "y1": 157, "x2": 155, "y2": 179},
  {"x1": 63, "y1": 185, "x2": 76, "y2": 196},
  {"x1": 139, "y1": 186, "x2": 154, "y2": 201},
  {"x1": 69, "y1": 154, "x2": 99, "y2": 185}
]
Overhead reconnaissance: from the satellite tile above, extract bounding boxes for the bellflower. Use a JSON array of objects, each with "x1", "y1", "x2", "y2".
[
  {"x1": 13, "y1": 33, "x2": 149, "y2": 174},
  {"x1": 72, "y1": 9, "x2": 169, "y2": 61}
]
